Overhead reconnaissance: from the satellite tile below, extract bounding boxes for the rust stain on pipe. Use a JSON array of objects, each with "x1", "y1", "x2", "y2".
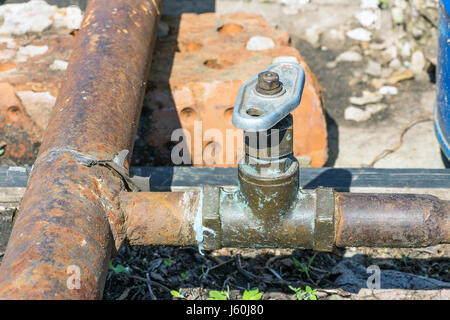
[
  {"x1": 0, "y1": 0, "x2": 163, "y2": 299},
  {"x1": 0, "y1": 153, "x2": 120, "y2": 299},
  {"x1": 120, "y1": 189, "x2": 449, "y2": 250},
  {"x1": 121, "y1": 192, "x2": 198, "y2": 246},
  {"x1": 335, "y1": 193, "x2": 450, "y2": 248},
  {"x1": 40, "y1": 0, "x2": 161, "y2": 168}
]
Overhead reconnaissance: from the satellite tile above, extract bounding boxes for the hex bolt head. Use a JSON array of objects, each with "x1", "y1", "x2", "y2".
[{"x1": 256, "y1": 71, "x2": 283, "y2": 95}]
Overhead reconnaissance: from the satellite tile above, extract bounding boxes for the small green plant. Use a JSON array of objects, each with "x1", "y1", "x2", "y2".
[
  {"x1": 207, "y1": 287, "x2": 264, "y2": 300},
  {"x1": 378, "y1": 0, "x2": 389, "y2": 8},
  {"x1": 180, "y1": 272, "x2": 188, "y2": 280},
  {"x1": 208, "y1": 290, "x2": 229, "y2": 300},
  {"x1": 108, "y1": 261, "x2": 129, "y2": 274},
  {"x1": 289, "y1": 286, "x2": 318, "y2": 300},
  {"x1": 163, "y1": 257, "x2": 172, "y2": 266},
  {"x1": 108, "y1": 261, "x2": 130, "y2": 279},
  {"x1": 170, "y1": 289, "x2": 185, "y2": 299},
  {"x1": 208, "y1": 286, "x2": 230, "y2": 300},
  {"x1": 242, "y1": 289, "x2": 263, "y2": 300},
  {"x1": 292, "y1": 253, "x2": 316, "y2": 279},
  {"x1": 401, "y1": 254, "x2": 408, "y2": 265}
]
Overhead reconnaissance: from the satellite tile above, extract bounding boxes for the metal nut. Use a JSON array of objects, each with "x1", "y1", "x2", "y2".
[{"x1": 256, "y1": 71, "x2": 283, "y2": 95}]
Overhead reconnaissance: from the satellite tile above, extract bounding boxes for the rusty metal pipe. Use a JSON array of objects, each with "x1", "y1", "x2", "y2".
[
  {"x1": 120, "y1": 189, "x2": 449, "y2": 250},
  {"x1": 0, "y1": 0, "x2": 163, "y2": 299},
  {"x1": 121, "y1": 191, "x2": 199, "y2": 246},
  {"x1": 335, "y1": 193, "x2": 450, "y2": 248}
]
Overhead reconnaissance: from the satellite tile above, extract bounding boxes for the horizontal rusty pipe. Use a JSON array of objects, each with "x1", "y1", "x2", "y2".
[
  {"x1": 0, "y1": 0, "x2": 163, "y2": 299},
  {"x1": 120, "y1": 189, "x2": 449, "y2": 250},
  {"x1": 335, "y1": 193, "x2": 450, "y2": 248},
  {"x1": 121, "y1": 191, "x2": 199, "y2": 246}
]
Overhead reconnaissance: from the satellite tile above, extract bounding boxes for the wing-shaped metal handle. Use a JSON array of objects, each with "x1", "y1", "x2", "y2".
[{"x1": 231, "y1": 62, "x2": 305, "y2": 131}]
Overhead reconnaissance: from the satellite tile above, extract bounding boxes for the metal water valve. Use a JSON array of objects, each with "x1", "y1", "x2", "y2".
[{"x1": 232, "y1": 62, "x2": 305, "y2": 223}]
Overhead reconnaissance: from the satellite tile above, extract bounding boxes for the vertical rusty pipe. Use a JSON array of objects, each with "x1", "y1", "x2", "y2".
[
  {"x1": 335, "y1": 193, "x2": 450, "y2": 248},
  {"x1": 0, "y1": 0, "x2": 163, "y2": 299}
]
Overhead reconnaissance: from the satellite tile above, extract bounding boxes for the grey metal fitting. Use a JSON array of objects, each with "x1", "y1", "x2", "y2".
[
  {"x1": 201, "y1": 187, "x2": 222, "y2": 250},
  {"x1": 232, "y1": 62, "x2": 305, "y2": 131},
  {"x1": 232, "y1": 63, "x2": 305, "y2": 223},
  {"x1": 313, "y1": 187, "x2": 335, "y2": 251},
  {"x1": 218, "y1": 187, "x2": 336, "y2": 251}
]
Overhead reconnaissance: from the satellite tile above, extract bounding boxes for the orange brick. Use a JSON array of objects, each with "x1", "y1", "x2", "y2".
[
  {"x1": 145, "y1": 13, "x2": 328, "y2": 167},
  {"x1": 0, "y1": 30, "x2": 75, "y2": 165},
  {"x1": 0, "y1": 82, "x2": 42, "y2": 165}
]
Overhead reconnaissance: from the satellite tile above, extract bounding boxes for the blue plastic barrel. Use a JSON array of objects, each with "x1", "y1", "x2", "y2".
[{"x1": 435, "y1": 0, "x2": 450, "y2": 159}]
